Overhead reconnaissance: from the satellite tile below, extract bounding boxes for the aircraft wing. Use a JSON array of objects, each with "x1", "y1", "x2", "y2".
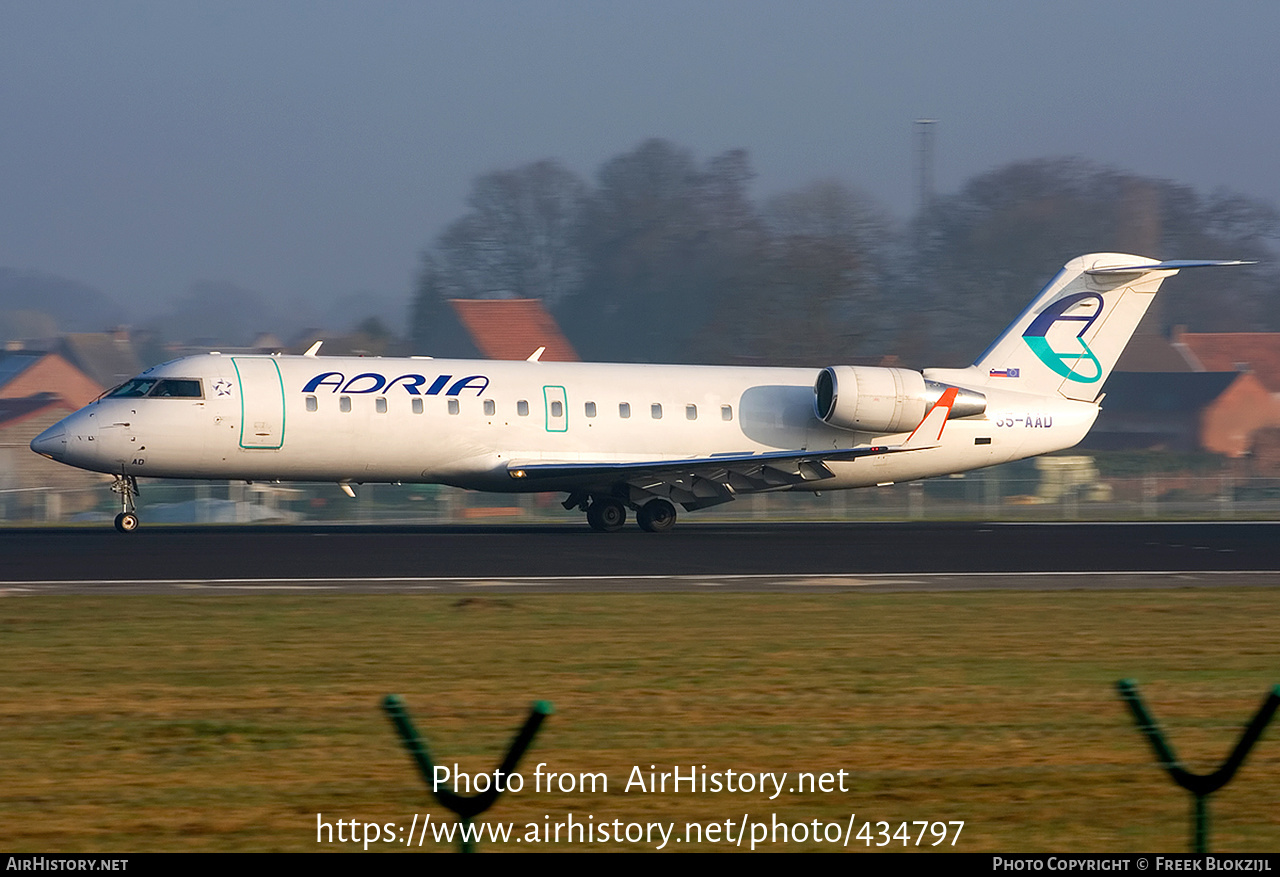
[
  {"x1": 507, "y1": 389, "x2": 958, "y2": 510},
  {"x1": 508, "y1": 444, "x2": 896, "y2": 510}
]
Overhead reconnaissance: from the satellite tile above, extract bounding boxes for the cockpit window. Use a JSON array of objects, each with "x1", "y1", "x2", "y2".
[
  {"x1": 106, "y1": 378, "x2": 203, "y2": 399},
  {"x1": 150, "y1": 379, "x2": 203, "y2": 398},
  {"x1": 107, "y1": 378, "x2": 158, "y2": 398}
]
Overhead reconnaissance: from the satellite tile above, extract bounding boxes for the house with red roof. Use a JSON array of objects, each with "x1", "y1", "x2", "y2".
[
  {"x1": 415, "y1": 298, "x2": 579, "y2": 362},
  {"x1": 448, "y1": 299, "x2": 579, "y2": 362},
  {"x1": 1090, "y1": 331, "x2": 1280, "y2": 461},
  {"x1": 0, "y1": 349, "x2": 104, "y2": 408},
  {"x1": 1174, "y1": 332, "x2": 1280, "y2": 395},
  {"x1": 1173, "y1": 332, "x2": 1280, "y2": 471}
]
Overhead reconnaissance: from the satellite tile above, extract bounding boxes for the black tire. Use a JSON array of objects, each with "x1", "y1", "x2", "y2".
[
  {"x1": 637, "y1": 499, "x2": 677, "y2": 532},
  {"x1": 114, "y1": 512, "x2": 140, "y2": 533},
  {"x1": 587, "y1": 499, "x2": 626, "y2": 532}
]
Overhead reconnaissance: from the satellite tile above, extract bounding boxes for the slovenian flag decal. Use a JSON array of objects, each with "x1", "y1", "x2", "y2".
[{"x1": 989, "y1": 368, "x2": 1020, "y2": 378}]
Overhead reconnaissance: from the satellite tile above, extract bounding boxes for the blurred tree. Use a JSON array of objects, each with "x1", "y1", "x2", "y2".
[
  {"x1": 411, "y1": 159, "x2": 588, "y2": 349},
  {"x1": 356, "y1": 315, "x2": 390, "y2": 339},
  {"x1": 0, "y1": 309, "x2": 59, "y2": 342},
  {"x1": 411, "y1": 149, "x2": 1278, "y2": 369},
  {"x1": 145, "y1": 280, "x2": 283, "y2": 347},
  {"x1": 1155, "y1": 186, "x2": 1280, "y2": 333},
  {"x1": 768, "y1": 180, "x2": 894, "y2": 363},
  {"x1": 556, "y1": 140, "x2": 766, "y2": 362},
  {"x1": 344, "y1": 315, "x2": 395, "y2": 356},
  {"x1": 694, "y1": 180, "x2": 898, "y2": 365},
  {"x1": 911, "y1": 159, "x2": 1280, "y2": 364},
  {"x1": 0, "y1": 269, "x2": 126, "y2": 336}
]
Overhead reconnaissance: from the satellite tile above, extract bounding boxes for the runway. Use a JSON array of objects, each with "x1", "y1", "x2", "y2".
[{"x1": 2, "y1": 521, "x2": 1278, "y2": 594}]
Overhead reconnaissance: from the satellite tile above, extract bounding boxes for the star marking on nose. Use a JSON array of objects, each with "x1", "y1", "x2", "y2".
[{"x1": 213, "y1": 379, "x2": 233, "y2": 396}]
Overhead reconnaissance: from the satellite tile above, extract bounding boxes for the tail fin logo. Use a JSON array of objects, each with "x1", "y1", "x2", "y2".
[{"x1": 1021, "y1": 292, "x2": 1104, "y2": 383}]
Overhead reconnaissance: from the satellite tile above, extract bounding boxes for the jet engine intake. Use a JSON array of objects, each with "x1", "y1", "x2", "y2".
[{"x1": 814, "y1": 366, "x2": 986, "y2": 433}]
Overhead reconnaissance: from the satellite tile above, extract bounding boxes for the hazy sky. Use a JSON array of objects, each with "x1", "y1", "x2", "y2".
[{"x1": 2, "y1": 1, "x2": 1278, "y2": 319}]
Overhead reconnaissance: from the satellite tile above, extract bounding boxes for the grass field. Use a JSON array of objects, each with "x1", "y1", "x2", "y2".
[{"x1": 1, "y1": 589, "x2": 1277, "y2": 852}]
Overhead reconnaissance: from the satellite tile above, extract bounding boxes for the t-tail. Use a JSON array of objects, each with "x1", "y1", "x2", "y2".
[{"x1": 950, "y1": 253, "x2": 1249, "y2": 402}]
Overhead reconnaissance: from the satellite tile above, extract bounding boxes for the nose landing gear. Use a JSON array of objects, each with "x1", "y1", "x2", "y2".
[{"x1": 111, "y1": 475, "x2": 140, "y2": 533}]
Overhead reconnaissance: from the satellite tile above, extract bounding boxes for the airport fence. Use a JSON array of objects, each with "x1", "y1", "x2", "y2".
[{"x1": 3, "y1": 456, "x2": 1279, "y2": 525}]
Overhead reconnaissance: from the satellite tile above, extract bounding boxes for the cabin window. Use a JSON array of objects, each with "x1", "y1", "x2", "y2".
[
  {"x1": 108, "y1": 377, "x2": 204, "y2": 399},
  {"x1": 305, "y1": 395, "x2": 318, "y2": 412},
  {"x1": 686, "y1": 404, "x2": 697, "y2": 421},
  {"x1": 517, "y1": 400, "x2": 529, "y2": 417},
  {"x1": 448, "y1": 399, "x2": 460, "y2": 415},
  {"x1": 412, "y1": 398, "x2": 423, "y2": 414},
  {"x1": 651, "y1": 403, "x2": 663, "y2": 420},
  {"x1": 483, "y1": 399, "x2": 496, "y2": 416},
  {"x1": 584, "y1": 401, "x2": 597, "y2": 418},
  {"x1": 550, "y1": 400, "x2": 563, "y2": 418},
  {"x1": 149, "y1": 379, "x2": 203, "y2": 398},
  {"x1": 721, "y1": 404, "x2": 733, "y2": 421},
  {"x1": 339, "y1": 396, "x2": 351, "y2": 413},
  {"x1": 107, "y1": 378, "x2": 157, "y2": 398},
  {"x1": 619, "y1": 402, "x2": 630, "y2": 419},
  {"x1": 375, "y1": 397, "x2": 387, "y2": 414}
]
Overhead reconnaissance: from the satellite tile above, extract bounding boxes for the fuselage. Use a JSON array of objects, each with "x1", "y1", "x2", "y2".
[
  {"x1": 32, "y1": 352, "x2": 1099, "y2": 494},
  {"x1": 30, "y1": 253, "x2": 1240, "y2": 532}
]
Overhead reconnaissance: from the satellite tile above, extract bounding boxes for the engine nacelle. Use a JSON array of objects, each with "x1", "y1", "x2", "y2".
[
  {"x1": 814, "y1": 366, "x2": 986, "y2": 433},
  {"x1": 814, "y1": 366, "x2": 928, "y2": 433}
]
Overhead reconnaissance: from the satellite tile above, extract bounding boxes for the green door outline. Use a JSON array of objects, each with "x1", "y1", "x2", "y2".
[
  {"x1": 543, "y1": 385, "x2": 568, "y2": 433},
  {"x1": 232, "y1": 357, "x2": 286, "y2": 449}
]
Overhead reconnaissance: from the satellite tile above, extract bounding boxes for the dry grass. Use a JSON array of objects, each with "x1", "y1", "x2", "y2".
[{"x1": 0, "y1": 590, "x2": 1277, "y2": 852}]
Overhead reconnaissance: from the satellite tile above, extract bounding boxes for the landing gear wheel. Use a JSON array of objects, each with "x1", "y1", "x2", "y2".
[
  {"x1": 637, "y1": 499, "x2": 677, "y2": 532},
  {"x1": 110, "y1": 474, "x2": 141, "y2": 533},
  {"x1": 586, "y1": 498, "x2": 627, "y2": 532}
]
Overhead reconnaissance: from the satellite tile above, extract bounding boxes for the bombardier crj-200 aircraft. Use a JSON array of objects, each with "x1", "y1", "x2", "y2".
[{"x1": 32, "y1": 253, "x2": 1245, "y2": 532}]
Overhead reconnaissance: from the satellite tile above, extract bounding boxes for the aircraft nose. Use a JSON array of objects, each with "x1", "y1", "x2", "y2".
[{"x1": 30, "y1": 424, "x2": 66, "y2": 461}]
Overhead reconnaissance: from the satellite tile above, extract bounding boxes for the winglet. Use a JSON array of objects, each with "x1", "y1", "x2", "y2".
[
  {"x1": 304, "y1": 340, "x2": 323, "y2": 357},
  {"x1": 527, "y1": 346, "x2": 546, "y2": 362},
  {"x1": 900, "y1": 387, "x2": 957, "y2": 450}
]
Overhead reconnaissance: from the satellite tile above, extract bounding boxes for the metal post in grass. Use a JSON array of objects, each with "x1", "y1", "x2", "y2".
[
  {"x1": 1116, "y1": 679, "x2": 1279, "y2": 853},
  {"x1": 382, "y1": 694, "x2": 553, "y2": 853}
]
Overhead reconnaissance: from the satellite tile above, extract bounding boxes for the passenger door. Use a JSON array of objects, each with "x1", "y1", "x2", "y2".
[{"x1": 232, "y1": 357, "x2": 286, "y2": 449}]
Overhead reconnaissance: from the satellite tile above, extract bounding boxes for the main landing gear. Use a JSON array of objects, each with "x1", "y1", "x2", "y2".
[
  {"x1": 585, "y1": 497, "x2": 627, "y2": 532},
  {"x1": 111, "y1": 474, "x2": 140, "y2": 533},
  {"x1": 636, "y1": 498, "x2": 677, "y2": 532},
  {"x1": 566, "y1": 494, "x2": 678, "y2": 533}
]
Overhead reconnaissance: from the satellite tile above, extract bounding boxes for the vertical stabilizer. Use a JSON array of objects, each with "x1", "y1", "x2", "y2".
[{"x1": 966, "y1": 254, "x2": 1235, "y2": 402}]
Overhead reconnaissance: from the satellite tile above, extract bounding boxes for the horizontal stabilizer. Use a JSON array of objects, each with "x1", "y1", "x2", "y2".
[{"x1": 1085, "y1": 259, "x2": 1254, "y2": 275}]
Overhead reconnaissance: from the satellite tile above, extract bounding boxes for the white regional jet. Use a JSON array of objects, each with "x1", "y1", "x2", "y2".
[{"x1": 31, "y1": 253, "x2": 1244, "y2": 533}]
